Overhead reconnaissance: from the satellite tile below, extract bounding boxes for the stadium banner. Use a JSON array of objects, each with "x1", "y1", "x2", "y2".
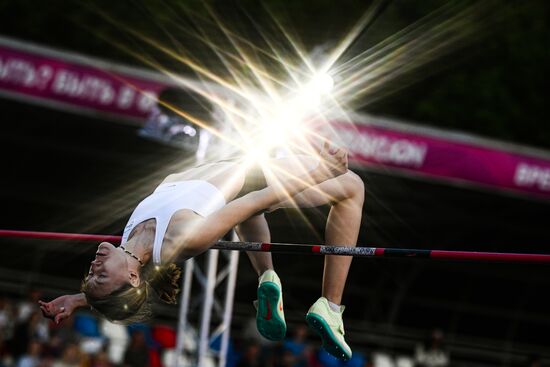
[
  {"x1": 327, "y1": 118, "x2": 550, "y2": 199},
  {"x1": 2, "y1": 35, "x2": 550, "y2": 199},
  {"x1": 0, "y1": 36, "x2": 168, "y2": 121}
]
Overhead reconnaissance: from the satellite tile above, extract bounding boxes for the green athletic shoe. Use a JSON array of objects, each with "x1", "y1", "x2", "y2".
[
  {"x1": 254, "y1": 270, "x2": 286, "y2": 341},
  {"x1": 305, "y1": 297, "x2": 352, "y2": 361}
]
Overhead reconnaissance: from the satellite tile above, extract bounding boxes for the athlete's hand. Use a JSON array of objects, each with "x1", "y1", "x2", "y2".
[
  {"x1": 317, "y1": 141, "x2": 348, "y2": 181},
  {"x1": 39, "y1": 293, "x2": 86, "y2": 324}
]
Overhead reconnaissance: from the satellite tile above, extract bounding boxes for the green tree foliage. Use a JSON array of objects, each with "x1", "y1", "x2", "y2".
[{"x1": 373, "y1": 1, "x2": 550, "y2": 147}]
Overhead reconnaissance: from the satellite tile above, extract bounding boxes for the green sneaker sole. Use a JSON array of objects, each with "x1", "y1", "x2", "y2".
[
  {"x1": 256, "y1": 281, "x2": 286, "y2": 341},
  {"x1": 306, "y1": 312, "x2": 351, "y2": 361}
]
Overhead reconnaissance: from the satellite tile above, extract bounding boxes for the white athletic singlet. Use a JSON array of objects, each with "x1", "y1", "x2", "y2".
[{"x1": 121, "y1": 180, "x2": 226, "y2": 265}]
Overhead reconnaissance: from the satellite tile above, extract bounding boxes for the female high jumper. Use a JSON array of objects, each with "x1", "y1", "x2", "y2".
[{"x1": 39, "y1": 142, "x2": 364, "y2": 361}]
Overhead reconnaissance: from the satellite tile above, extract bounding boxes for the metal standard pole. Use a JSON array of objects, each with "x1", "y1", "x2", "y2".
[
  {"x1": 197, "y1": 249, "x2": 219, "y2": 366},
  {"x1": 175, "y1": 258, "x2": 195, "y2": 367},
  {"x1": 218, "y1": 250, "x2": 239, "y2": 367}
]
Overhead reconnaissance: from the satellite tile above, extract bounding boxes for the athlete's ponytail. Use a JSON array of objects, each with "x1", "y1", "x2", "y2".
[{"x1": 147, "y1": 263, "x2": 182, "y2": 304}]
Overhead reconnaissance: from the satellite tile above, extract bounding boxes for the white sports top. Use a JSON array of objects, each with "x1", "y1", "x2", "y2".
[{"x1": 121, "y1": 180, "x2": 226, "y2": 265}]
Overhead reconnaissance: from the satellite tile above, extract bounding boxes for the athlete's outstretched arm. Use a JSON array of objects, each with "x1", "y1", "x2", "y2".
[{"x1": 184, "y1": 143, "x2": 348, "y2": 255}]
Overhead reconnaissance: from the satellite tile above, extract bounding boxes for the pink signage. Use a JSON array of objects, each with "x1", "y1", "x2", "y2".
[
  {"x1": 327, "y1": 121, "x2": 550, "y2": 199},
  {"x1": 2, "y1": 37, "x2": 550, "y2": 199},
  {"x1": 0, "y1": 41, "x2": 167, "y2": 120}
]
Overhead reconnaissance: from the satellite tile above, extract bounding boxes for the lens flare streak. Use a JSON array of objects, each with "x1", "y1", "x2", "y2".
[{"x1": 79, "y1": 1, "x2": 498, "y2": 233}]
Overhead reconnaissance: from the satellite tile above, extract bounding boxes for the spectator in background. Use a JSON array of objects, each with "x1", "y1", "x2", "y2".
[
  {"x1": 10, "y1": 310, "x2": 49, "y2": 360},
  {"x1": 123, "y1": 330, "x2": 149, "y2": 367},
  {"x1": 10, "y1": 291, "x2": 48, "y2": 360},
  {"x1": 16, "y1": 339, "x2": 41, "y2": 367},
  {"x1": 99, "y1": 319, "x2": 129, "y2": 365},
  {"x1": 0, "y1": 338, "x2": 13, "y2": 367},
  {"x1": 280, "y1": 349, "x2": 299, "y2": 367},
  {"x1": 282, "y1": 324, "x2": 310, "y2": 367},
  {"x1": 414, "y1": 329, "x2": 449, "y2": 367},
  {"x1": 237, "y1": 342, "x2": 262, "y2": 367},
  {"x1": 51, "y1": 342, "x2": 86, "y2": 367},
  {"x1": 317, "y1": 347, "x2": 369, "y2": 367},
  {"x1": 90, "y1": 349, "x2": 113, "y2": 367},
  {"x1": 0, "y1": 297, "x2": 16, "y2": 367},
  {"x1": 17, "y1": 290, "x2": 42, "y2": 324},
  {"x1": 28, "y1": 311, "x2": 49, "y2": 344},
  {"x1": 48, "y1": 316, "x2": 79, "y2": 359},
  {"x1": 241, "y1": 315, "x2": 278, "y2": 365},
  {"x1": 0, "y1": 297, "x2": 16, "y2": 342}
]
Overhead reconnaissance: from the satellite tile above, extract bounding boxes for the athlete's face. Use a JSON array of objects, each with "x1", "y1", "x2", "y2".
[{"x1": 85, "y1": 242, "x2": 133, "y2": 298}]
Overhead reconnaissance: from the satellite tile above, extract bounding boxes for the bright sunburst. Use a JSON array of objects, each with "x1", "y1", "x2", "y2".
[{"x1": 76, "y1": 0, "x2": 499, "y2": 233}]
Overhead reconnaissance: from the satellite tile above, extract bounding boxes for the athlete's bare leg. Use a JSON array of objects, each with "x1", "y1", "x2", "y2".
[
  {"x1": 319, "y1": 174, "x2": 364, "y2": 304},
  {"x1": 234, "y1": 155, "x2": 317, "y2": 276},
  {"x1": 268, "y1": 162, "x2": 365, "y2": 305},
  {"x1": 236, "y1": 214, "x2": 273, "y2": 276},
  {"x1": 238, "y1": 214, "x2": 285, "y2": 342}
]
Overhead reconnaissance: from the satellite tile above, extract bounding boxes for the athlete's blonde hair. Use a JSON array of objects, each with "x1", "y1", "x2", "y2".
[{"x1": 81, "y1": 263, "x2": 181, "y2": 324}]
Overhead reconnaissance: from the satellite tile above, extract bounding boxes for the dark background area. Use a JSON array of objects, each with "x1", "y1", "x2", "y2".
[{"x1": 1, "y1": 0, "x2": 550, "y2": 366}]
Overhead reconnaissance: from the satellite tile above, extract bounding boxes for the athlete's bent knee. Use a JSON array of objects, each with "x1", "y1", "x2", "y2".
[{"x1": 343, "y1": 170, "x2": 365, "y2": 202}]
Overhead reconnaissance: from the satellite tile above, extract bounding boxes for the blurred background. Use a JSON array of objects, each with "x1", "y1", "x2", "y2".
[{"x1": 0, "y1": 1, "x2": 549, "y2": 366}]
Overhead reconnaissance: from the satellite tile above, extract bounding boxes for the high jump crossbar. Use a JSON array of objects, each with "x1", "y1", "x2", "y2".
[{"x1": 0, "y1": 229, "x2": 549, "y2": 264}]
